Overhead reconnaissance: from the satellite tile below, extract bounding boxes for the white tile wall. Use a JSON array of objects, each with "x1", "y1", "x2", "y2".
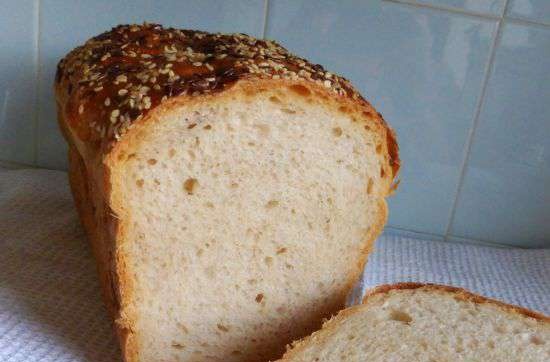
[
  {"x1": 0, "y1": 0, "x2": 38, "y2": 165},
  {"x1": 1, "y1": 0, "x2": 549, "y2": 247}
]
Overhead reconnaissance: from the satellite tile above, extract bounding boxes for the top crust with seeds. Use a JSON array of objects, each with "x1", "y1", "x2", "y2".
[{"x1": 55, "y1": 23, "x2": 399, "y2": 176}]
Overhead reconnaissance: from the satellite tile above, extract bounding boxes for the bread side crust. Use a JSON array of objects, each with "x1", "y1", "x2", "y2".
[{"x1": 279, "y1": 282, "x2": 550, "y2": 361}]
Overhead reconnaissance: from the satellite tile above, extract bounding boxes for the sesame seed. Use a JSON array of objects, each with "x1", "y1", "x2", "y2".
[
  {"x1": 323, "y1": 80, "x2": 332, "y2": 88},
  {"x1": 104, "y1": 97, "x2": 111, "y2": 106},
  {"x1": 143, "y1": 96, "x2": 151, "y2": 109},
  {"x1": 94, "y1": 86, "x2": 103, "y2": 92},
  {"x1": 111, "y1": 109, "x2": 120, "y2": 118},
  {"x1": 205, "y1": 63, "x2": 214, "y2": 71},
  {"x1": 116, "y1": 75, "x2": 127, "y2": 83},
  {"x1": 78, "y1": 104, "x2": 84, "y2": 114},
  {"x1": 118, "y1": 89, "x2": 128, "y2": 96},
  {"x1": 193, "y1": 62, "x2": 202, "y2": 67}
]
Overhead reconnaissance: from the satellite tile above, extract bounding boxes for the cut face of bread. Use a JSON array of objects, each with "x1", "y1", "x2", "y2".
[
  {"x1": 108, "y1": 83, "x2": 391, "y2": 362},
  {"x1": 280, "y1": 283, "x2": 550, "y2": 362}
]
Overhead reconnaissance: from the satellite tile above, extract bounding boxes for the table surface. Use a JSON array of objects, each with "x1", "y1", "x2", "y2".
[{"x1": 1, "y1": 168, "x2": 548, "y2": 362}]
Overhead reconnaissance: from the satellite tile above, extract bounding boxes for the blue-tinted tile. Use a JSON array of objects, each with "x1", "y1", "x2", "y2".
[
  {"x1": 507, "y1": 0, "x2": 550, "y2": 24},
  {"x1": 268, "y1": 0, "x2": 496, "y2": 234},
  {"x1": 406, "y1": 0, "x2": 505, "y2": 16},
  {"x1": 37, "y1": 0, "x2": 265, "y2": 169},
  {"x1": 451, "y1": 23, "x2": 550, "y2": 248},
  {"x1": 0, "y1": 0, "x2": 37, "y2": 164}
]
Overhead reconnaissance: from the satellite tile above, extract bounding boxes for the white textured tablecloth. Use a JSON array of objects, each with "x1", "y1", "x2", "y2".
[{"x1": 1, "y1": 168, "x2": 548, "y2": 362}]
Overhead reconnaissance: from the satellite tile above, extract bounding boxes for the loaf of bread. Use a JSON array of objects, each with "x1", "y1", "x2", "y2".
[
  {"x1": 55, "y1": 23, "x2": 399, "y2": 362},
  {"x1": 279, "y1": 283, "x2": 550, "y2": 361}
]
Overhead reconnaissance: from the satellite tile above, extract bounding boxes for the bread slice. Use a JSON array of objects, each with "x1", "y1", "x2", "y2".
[
  {"x1": 279, "y1": 283, "x2": 550, "y2": 361},
  {"x1": 55, "y1": 24, "x2": 399, "y2": 362}
]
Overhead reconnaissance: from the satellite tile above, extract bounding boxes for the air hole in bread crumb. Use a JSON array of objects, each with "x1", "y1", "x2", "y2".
[
  {"x1": 530, "y1": 335, "x2": 544, "y2": 345},
  {"x1": 367, "y1": 178, "x2": 374, "y2": 194},
  {"x1": 376, "y1": 144, "x2": 383, "y2": 154},
  {"x1": 364, "y1": 125, "x2": 371, "y2": 131},
  {"x1": 264, "y1": 256, "x2": 273, "y2": 266},
  {"x1": 136, "y1": 179, "x2": 144, "y2": 188},
  {"x1": 147, "y1": 158, "x2": 157, "y2": 165},
  {"x1": 266, "y1": 200, "x2": 279, "y2": 208},
  {"x1": 247, "y1": 279, "x2": 257, "y2": 285},
  {"x1": 171, "y1": 342, "x2": 185, "y2": 349},
  {"x1": 230, "y1": 182, "x2": 239, "y2": 188},
  {"x1": 217, "y1": 324, "x2": 229, "y2": 332},
  {"x1": 281, "y1": 108, "x2": 296, "y2": 114},
  {"x1": 380, "y1": 166, "x2": 386, "y2": 178},
  {"x1": 276, "y1": 247, "x2": 287, "y2": 254},
  {"x1": 203, "y1": 124, "x2": 212, "y2": 130},
  {"x1": 177, "y1": 323, "x2": 189, "y2": 334},
  {"x1": 254, "y1": 124, "x2": 270, "y2": 136},
  {"x1": 183, "y1": 178, "x2": 198, "y2": 194},
  {"x1": 187, "y1": 150, "x2": 195, "y2": 159},
  {"x1": 332, "y1": 127, "x2": 343, "y2": 137},
  {"x1": 389, "y1": 310, "x2": 412, "y2": 324},
  {"x1": 196, "y1": 248, "x2": 204, "y2": 256},
  {"x1": 255, "y1": 294, "x2": 264, "y2": 303},
  {"x1": 168, "y1": 149, "x2": 176, "y2": 158},
  {"x1": 420, "y1": 341, "x2": 428, "y2": 350},
  {"x1": 285, "y1": 263, "x2": 294, "y2": 270},
  {"x1": 289, "y1": 84, "x2": 311, "y2": 97},
  {"x1": 269, "y1": 96, "x2": 281, "y2": 103},
  {"x1": 248, "y1": 142, "x2": 255, "y2": 147},
  {"x1": 205, "y1": 202, "x2": 214, "y2": 208},
  {"x1": 154, "y1": 179, "x2": 160, "y2": 186},
  {"x1": 487, "y1": 340, "x2": 495, "y2": 349},
  {"x1": 187, "y1": 123, "x2": 197, "y2": 129}
]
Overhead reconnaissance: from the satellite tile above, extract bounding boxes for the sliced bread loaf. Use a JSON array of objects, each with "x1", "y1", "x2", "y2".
[
  {"x1": 279, "y1": 283, "x2": 550, "y2": 361},
  {"x1": 55, "y1": 24, "x2": 399, "y2": 362}
]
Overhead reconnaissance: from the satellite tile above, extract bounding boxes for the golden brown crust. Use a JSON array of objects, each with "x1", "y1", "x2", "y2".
[
  {"x1": 363, "y1": 282, "x2": 550, "y2": 323},
  {"x1": 55, "y1": 23, "x2": 399, "y2": 179}
]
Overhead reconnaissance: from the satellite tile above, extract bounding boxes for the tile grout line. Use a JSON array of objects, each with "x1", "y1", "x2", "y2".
[
  {"x1": 32, "y1": 0, "x2": 41, "y2": 166},
  {"x1": 385, "y1": 226, "x2": 517, "y2": 248},
  {"x1": 0, "y1": 159, "x2": 39, "y2": 170},
  {"x1": 261, "y1": 0, "x2": 270, "y2": 39},
  {"x1": 383, "y1": 0, "x2": 501, "y2": 21},
  {"x1": 385, "y1": 226, "x2": 445, "y2": 239},
  {"x1": 443, "y1": 0, "x2": 510, "y2": 242},
  {"x1": 507, "y1": 15, "x2": 550, "y2": 28},
  {"x1": 385, "y1": 0, "x2": 550, "y2": 28}
]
